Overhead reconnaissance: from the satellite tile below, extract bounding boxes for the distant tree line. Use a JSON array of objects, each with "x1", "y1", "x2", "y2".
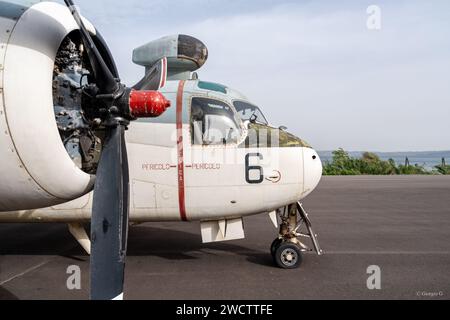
[{"x1": 323, "y1": 149, "x2": 450, "y2": 176}]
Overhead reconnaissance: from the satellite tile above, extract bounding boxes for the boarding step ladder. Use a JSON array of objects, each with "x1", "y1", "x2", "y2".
[{"x1": 296, "y1": 202, "x2": 323, "y2": 256}]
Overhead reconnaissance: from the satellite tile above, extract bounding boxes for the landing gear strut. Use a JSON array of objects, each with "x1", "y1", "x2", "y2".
[{"x1": 271, "y1": 202, "x2": 323, "y2": 269}]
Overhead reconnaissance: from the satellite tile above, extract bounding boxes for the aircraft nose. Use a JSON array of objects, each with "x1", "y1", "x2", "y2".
[{"x1": 303, "y1": 148, "x2": 323, "y2": 197}]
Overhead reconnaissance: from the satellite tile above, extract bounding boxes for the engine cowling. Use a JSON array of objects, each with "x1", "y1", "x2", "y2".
[{"x1": 0, "y1": 1, "x2": 99, "y2": 211}]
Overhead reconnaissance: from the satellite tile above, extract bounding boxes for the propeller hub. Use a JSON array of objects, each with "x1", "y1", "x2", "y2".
[{"x1": 129, "y1": 90, "x2": 171, "y2": 118}]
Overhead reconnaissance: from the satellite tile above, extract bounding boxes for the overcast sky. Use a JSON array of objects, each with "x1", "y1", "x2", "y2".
[{"x1": 68, "y1": 0, "x2": 450, "y2": 152}]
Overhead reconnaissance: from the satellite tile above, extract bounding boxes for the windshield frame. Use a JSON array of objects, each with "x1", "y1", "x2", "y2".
[{"x1": 233, "y1": 100, "x2": 269, "y2": 126}]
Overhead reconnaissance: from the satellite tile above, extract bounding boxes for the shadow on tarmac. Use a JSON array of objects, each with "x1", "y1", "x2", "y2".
[{"x1": 0, "y1": 224, "x2": 275, "y2": 268}]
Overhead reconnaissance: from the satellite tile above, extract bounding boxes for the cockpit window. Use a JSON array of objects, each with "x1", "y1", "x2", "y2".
[
  {"x1": 191, "y1": 98, "x2": 242, "y2": 145},
  {"x1": 234, "y1": 101, "x2": 268, "y2": 125}
]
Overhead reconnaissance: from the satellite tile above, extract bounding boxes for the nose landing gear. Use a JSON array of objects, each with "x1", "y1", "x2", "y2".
[{"x1": 271, "y1": 202, "x2": 323, "y2": 269}]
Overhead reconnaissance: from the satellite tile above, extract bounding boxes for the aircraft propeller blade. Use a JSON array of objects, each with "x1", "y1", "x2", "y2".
[
  {"x1": 64, "y1": 0, "x2": 129, "y2": 300},
  {"x1": 64, "y1": 0, "x2": 118, "y2": 94},
  {"x1": 63, "y1": 0, "x2": 171, "y2": 300},
  {"x1": 90, "y1": 124, "x2": 129, "y2": 300}
]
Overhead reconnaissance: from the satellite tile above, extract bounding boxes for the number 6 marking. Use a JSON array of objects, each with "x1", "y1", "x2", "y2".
[{"x1": 245, "y1": 153, "x2": 264, "y2": 184}]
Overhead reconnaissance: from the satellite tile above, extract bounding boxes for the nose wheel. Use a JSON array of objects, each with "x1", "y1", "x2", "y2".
[
  {"x1": 273, "y1": 242, "x2": 303, "y2": 269},
  {"x1": 270, "y1": 238, "x2": 283, "y2": 256},
  {"x1": 271, "y1": 202, "x2": 323, "y2": 269}
]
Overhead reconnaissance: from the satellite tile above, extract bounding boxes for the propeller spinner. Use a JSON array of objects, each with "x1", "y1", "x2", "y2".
[{"x1": 63, "y1": 0, "x2": 170, "y2": 300}]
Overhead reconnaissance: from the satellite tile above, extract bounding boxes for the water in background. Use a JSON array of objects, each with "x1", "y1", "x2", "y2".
[{"x1": 318, "y1": 151, "x2": 450, "y2": 170}]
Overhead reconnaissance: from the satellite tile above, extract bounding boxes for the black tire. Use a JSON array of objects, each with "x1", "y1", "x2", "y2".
[
  {"x1": 274, "y1": 243, "x2": 303, "y2": 269},
  {"x1": 270, "y1": 238, "x2": 283, "y2": 257}
]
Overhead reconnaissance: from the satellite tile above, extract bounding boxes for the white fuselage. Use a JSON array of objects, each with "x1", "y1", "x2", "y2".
[
  {"x1": 0, "y1": 1, "x2": 322, "y2": 225},
  {"x1": 0, "y1": 79, "x2": 322, "y2": 223}
]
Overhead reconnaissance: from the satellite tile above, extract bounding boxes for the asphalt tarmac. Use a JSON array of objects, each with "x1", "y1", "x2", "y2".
[{"x1": 1, "y1": 176, "x2": 449, "y2": 300}]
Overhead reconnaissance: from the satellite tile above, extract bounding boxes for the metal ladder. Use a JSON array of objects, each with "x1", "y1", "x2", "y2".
[{"x1": 296, "y1": 202, "x2": 323, "y2": 255}]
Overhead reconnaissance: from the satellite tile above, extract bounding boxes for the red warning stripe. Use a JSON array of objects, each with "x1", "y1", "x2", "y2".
[
  {"x1": 176, "y1": 80, "x2": 187, "y2": 221},
  {"x1": 160, "y1": 57, "x2": 167, "y2": 88}
]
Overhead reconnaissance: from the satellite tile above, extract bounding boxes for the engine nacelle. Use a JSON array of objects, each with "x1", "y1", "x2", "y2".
[{"x1": 0, "y1": 1, "x2": 97, "y2": 211}]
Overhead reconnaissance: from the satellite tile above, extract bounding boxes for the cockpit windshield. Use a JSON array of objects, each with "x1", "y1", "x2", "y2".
[
  {"x1": 191, "y1": 98, "x2": 242, "y2": 145},
  {"x1": 233, "y1": 101, "x2": 269, "y2": 125}
]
